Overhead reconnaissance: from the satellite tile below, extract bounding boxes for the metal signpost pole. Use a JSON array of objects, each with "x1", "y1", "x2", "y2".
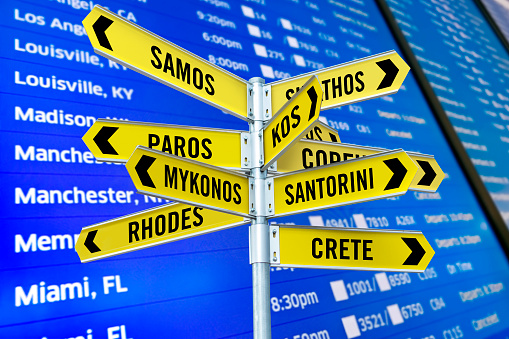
[{"x1": 249, "y1": 77, "x2": 272, "y2": 339}]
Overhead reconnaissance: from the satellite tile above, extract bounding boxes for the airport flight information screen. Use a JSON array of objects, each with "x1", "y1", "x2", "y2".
[
  {"x1": 2, "y1": 0, "x2": 509, "y2": 338},
  {"x1": 480, "y1": 0, "x2": 509, "y2": 45},
  {"x1": 385, "y1": 0, "x2": 509, "y2": 227}
]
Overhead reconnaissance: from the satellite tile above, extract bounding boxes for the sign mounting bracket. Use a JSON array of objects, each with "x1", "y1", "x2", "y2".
[
  {"x1": 262, "y1": 84, "x2": 272, "y2": 121},
  {"x1": 269, "y1": 225, "x2": 280, "y2": 265}
]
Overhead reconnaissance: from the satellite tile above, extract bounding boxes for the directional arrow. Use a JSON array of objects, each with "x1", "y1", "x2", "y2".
[
  {"x1": 416, "y1": 160, "x2": 437, "y2": 186},
  {"x1": 93, "y1": 126, "x2": 118, "y2": 155},
  {"x1": 75, "y1": 203, "x2": 248, "y2": 262},
  {"x1": 271, "y1": 225, "x2": 434, "y2": 272},
  {"x1": 383, "y1": 158, "x2": 408, "y2": 190},
  {"x1": 272, "y1": 149, "x2": 417, "y2": 218},
  {"x1": 275, "y1": 140, "x2": 445, "y2": 192},
  {"x1": 92, "y1": 15, "x2": 113, "y2": 51},
  {"x1": 84, "y1": 230, "x2": 101, "y2": 253},
  {"x1": 135, "y1": 155, "x2": 156, "y2": 188},
  {"x1": 402, "y1": 237, "x2": 426, "y2": 265},
  {"x1": 307, "y1": 86, "x2": 318, "y2": 120},
  {"x1": 327, "y1": 133, "x2": 338, "y2": 142},
  {"x1": 376, "y1": 59, "x2": 399, "y2": 90},
  {"x1": 269, "y1": 50, "x2": 410, "y2": 113}
]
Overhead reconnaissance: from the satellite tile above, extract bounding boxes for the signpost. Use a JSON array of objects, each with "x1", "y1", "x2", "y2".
[
  {"x1": 272, "y1": 150, "x2": 418, "y2": 217},
  {"x1": 82, "y1": 6, "x2": 249, "y2": 119},
  {"x1": 75, "y1": 203, "x2": 247, "y2": 262},
  {"x1": 269, "y1": 50, "x2": 410, "y2": 113},
  {"x1": 270, "y1": 225, "x2": 434, "y2": 272},
  {"x1": 80, "y1": 6, "x2": 439, "y2": 338},
  {"x1": 276, "y1": 140, "x2": 445, "y2": 192},
  {"x1": 125, "y1": 146, "x2": 251, "y2": 217},
  {"x1": 262, "y1": 76, "x2": 323, "y2": 170}
]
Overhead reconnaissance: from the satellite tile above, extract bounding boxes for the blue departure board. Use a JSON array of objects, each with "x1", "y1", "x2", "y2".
[
  {"x1": 2, "y1": 0, "x2": 509, "y2": 338},
  {"x1": 385, "y1": 0, "x2": 509, "y2": 228},
  {"x1": 480, "y1": 0, "x2": 509, "y2": 44}
]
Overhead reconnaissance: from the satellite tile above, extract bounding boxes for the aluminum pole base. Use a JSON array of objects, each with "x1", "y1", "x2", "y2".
[{"x1": 252, "y1": 261, "x2": 271, "y2": 339}]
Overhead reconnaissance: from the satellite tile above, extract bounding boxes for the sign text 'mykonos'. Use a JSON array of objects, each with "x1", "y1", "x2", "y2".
[{"x1": 126, "y1": 146, "x2": 250, "y2": 217}]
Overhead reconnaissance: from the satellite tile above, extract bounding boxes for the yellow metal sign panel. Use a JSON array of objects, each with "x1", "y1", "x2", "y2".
[
  {"x1": 274, "y1": 225, "x2": 434, "y2": 272},
  {"x1": 126, "y1": 147, "x2": 251, "y2": 217},
  {"x1": 277, "y1": 140, "x2": 445, "y2": 192},
  {"x1": 269, "y1": 51, "x2": 410, "y2": 112},
  {"x1": 76, "y1": 203, "x2": 247, "y2": 262},
  {"x1": 83, "y1": 6, "x2": 248, "y2": 119},
  {"x1": 272, "y1": 150, "x2": 417, "y2": 217},
  {"x1": 304, "y1": 120, "x2": 341, "y2": 143},
  {"x1": 83, "y1": 119, "x2": 243, "y2": 168},
  {"x1": 263, "y1": 76, "x2": 322, "y2": 170},
  {"x1": 408, "y1": 153, "x2": 445, "y2": 193}
]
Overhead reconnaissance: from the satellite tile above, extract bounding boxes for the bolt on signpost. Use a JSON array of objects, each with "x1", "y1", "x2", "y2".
[{"x1": 79, "y1": 6, "x2": 443, "y2": 339}]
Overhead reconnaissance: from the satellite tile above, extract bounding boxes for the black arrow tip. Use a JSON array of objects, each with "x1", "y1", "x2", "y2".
[
  {"x1": 402, "y1": 237, "x2": 425, "y2": 265},
  {"x1": 93, "y1": 15, "x2": 114, "y2": 51},
  {"x1": 306, "y1": 86, "x2": 319, "y2": 121},
  {"x1": 416, "y1": 160, "x2": 437, "y2": 186},
  {"x1": 84, "y1": 230, "x2": 101, "y2": 253},
  {"x1": 383, "y1": 158, "x2": 407, "y2": 190},
  {"x1": 136, "y1": 155, "x2": 156, "y2": 188},
  {"x1": 376, "y1": 59, "x2": 399, "y2": 90},
  {"x1": 93, "y1": 126, "x2": 118, "y2": 155}
]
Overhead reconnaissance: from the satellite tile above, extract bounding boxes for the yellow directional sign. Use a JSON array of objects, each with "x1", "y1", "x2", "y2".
[
  {"x1": 408, "y1": 153, "x2": 445, "y2": 193},
  {"x1": 272, "y1": 150, "x2": 417, "y2": 217},
  {"x1": 263, "y1": 76, "x2": 322, "y2": 170},
  {"x1": 83, "y1": 6, "x2": 249, "y2": 119},
  {"x1": 83, "y1": 119, "x2": 243, "y2": 168},
  {"x1": 271, "y1": 225, "x2": 434, "y2": 272},
  {"x1": 76, "y1": 203, "x2": 248, "y2": 262},
  {"x1": 126, "y1": 146, "x2": 251, "y2": 217},
  {"x1": 277, "y1": 140, "x2": 445, "y2": 192},
  {"x1": 269, "y1": 51, "x2": 410, "y2": 113},
  {"x1": 304, "y1": 120, "x2": 341, "y2": 143}
]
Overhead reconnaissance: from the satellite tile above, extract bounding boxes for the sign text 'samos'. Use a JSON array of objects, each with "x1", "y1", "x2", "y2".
[{"x1": 150, "y1": 45, "x2": 215, "y2": 96}]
